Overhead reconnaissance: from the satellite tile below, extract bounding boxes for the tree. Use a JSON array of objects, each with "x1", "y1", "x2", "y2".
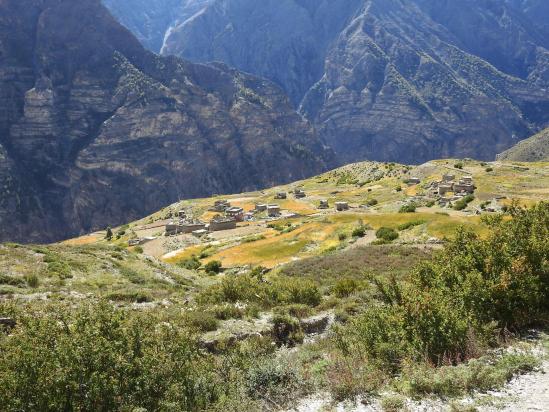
[{"x1": 105, "y1": 227, "x2": 113, "y2": 241}]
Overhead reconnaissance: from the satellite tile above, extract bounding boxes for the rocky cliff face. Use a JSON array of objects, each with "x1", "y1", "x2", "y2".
[
  {"x1": 102, "y1": 0, "x2": 214, "y2": 52},
  {"x1": 161, "y1": 0, "x2": 549, "y2": 164},
  {"x1": 0, "y1": 0, "x2": 332, "y2": 243}
]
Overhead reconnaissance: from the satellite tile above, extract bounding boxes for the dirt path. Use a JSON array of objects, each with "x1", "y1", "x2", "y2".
[
  {"x1": 286, "y1": 339, "x2": 549, "y2": 412},
  {"x1": 480, "y1": 360, "x2": 549, "y2": 412}
]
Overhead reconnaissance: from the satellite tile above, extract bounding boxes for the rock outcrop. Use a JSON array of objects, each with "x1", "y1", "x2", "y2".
[
  {"x1": 160, "y1": 0, "x2": 549, "y2": 164},
  {"x1": 0, "y1": 0, "x2": 333, "y2": 243}
]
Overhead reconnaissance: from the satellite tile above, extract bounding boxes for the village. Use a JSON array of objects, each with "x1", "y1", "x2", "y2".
[{"x1": 118, "y1": 159, "x2": 530, "y2": 266}]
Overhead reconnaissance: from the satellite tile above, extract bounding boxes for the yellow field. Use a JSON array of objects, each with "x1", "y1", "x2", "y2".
[{"x1": 62, "y1": 235, "x2": 102, "y2": 246}]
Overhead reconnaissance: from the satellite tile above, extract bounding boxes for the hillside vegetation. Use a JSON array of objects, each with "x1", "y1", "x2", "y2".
[
  {"x1": 498, "y1": 128, "x2": 549, "y2": 162},
  {"x1": 0, "y1": 202, "x2": 547, "y2": 410},
  {"x1": 1, "y1": 158, "x2": 548, "y2": 410}
]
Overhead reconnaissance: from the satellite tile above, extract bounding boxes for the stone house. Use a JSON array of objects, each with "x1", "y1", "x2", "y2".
[
  {"x1": 407, "y1": 177, "x2": 421, "y2": 185},
  {"x1": 318, "y1": 200, "x2": 329, "y2": 209},
  {"x1": 294, "y1": 189, "x2": 306, "y2": 198},
  {"x1": 267, "y1": 205, "x2": 281, "y2": 217},
  {"x1": 438, "y1": 184, "x2": 453, "y2": 196},
  {"x1": 210, "y1": 200, "x2": 231, "y2": 212},
  {"x1": 209, "y1": 216, "x2": 237, "y2": 231},
  {"x1": 255, "y1": 204, "x2": 267, "y2": 212},
  {"x1": 275, "y1": 192, "x2": 287, "y2": 199},
  {"x1": 226, "y1": 207, "x2": 245, "y2": 221},
  {"x1": 165, "y1": 221, "x2": 206, "y2": 236}
]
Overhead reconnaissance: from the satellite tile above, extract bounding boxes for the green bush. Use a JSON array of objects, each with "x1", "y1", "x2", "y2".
[
  {"x1": 0, "y1": 302, "x2": 218, "y2": 411},
  {"x1": 0, "y1": 275, "x2": 26, "y2": 287},
  {"x1": 105, "y1": 290, "x2": 152, "y2": 303},
  {"x1": 182, "y1": 310, "x2": 219, "y2": 332},
  {"x1": 338, "y1": 233, "x2": 348, "y2": 241},
  {"x1": 271, "y1": 315, "x2": 304, "y2": 346},
  {"x1": 204, "y1": 260, "x2": 222, "y2": 275},
  {"x1": 211, "y1": 303, "x2": 245, "y2": 320},
  {"x1": 352, "y1": 226, "x2": 366, "y2": 238},
  {"x1": 398, "y1": 220, "x2": 426, "y2": 231},
  {"x1": 376, "y1": 227, "x2": 399, "y2": 242},
  {"x1": 399, "y1": 204, "x2": 417, "y2": 213},
  {"x1": 178, "y1": 255, "x2": 201, "y2": 270},
  {"x1": 455, "y1": 162, "x2": 464, "y2": 169},
  {"x1": 273, "y1": 304, "x2": 313, "y2": 319},
  {"x1": 198, "y1": 274, "x2": 321, "y2": 308},
  {"x1": 245, "y1": 356, "x2": 301, "y2": 401},
  {"x1": 24, "y1": 273, "x2": 39, "y2": 288},
  {"x1": 381, "y1": 394, "x2": 407, "y2": 412},
  {"x1": 453, "y1": 194, "x2": 475, "y2": 211},
  {"x1": 367, "y1": 199, "x2": 379, "y2": 206},
  {"x1": 485, "y1": 167, "x2": 493, "y2": 172},
  {"x1": 337, "y1": 202, "x2": 549, "y2": 372},
  {"x1": 333, "y1": 279, "x2": 359, "y2": 298}
]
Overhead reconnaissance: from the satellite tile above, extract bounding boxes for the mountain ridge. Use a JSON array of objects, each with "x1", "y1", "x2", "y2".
[{"x1": 157, "y1": 0, "x2": 549, "y2": 163}]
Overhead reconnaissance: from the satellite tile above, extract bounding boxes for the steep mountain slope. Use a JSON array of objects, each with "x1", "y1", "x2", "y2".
[
  {"x1": 0, "y1": 0, "x2": 332, "y2": 243},
  {"x1": 497, "y1": 128, "x2": 549, "y2": 161},
  {"x1": 161, "y1": 0, "x2": 549, "y2": 163},
  {"x1": 102, "y1": 0, "x2": 214, "y2": 52}
]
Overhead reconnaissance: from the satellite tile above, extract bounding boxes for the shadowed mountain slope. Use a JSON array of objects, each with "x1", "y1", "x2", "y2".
[
  {"x1": 159, "y1": 0, "x2": 549, "y2": 163},
  {"x1": 0, "y1": 0, "x2": 332, "y2": 243}
]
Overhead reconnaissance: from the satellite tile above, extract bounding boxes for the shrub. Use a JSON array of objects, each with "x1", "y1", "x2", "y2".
[
  {"x1": 211, "y1": 303, "x2": 245, "y2": 320},
  {"x1": 352, "y1": 226, "x2": 366, "y2": 238},
  {"x1": 376, "y1": 227, "x2": 399, "y2": 242},
  {"x1": 395, "y1": 186, "x2": 402, "y2": 192},
  {"x1": 381, "y1": 395, "x2": 407, "y2": 412},
  {"x1": 398, "y1": 220, "x2": 426, "y2": 231},
  {"x1": 24, "y1": 273, "x2": 39, "y2": 288},
  {"x1": 399, "y1": 204, "x2": 417, "y2": 213},
  {"x1": 485, "y1": 167, "x2": 493, "y2": 172},
  {"x1": 455, "y1": 162, "x2": 464, "y2": 169},
  {"x1": 337, "y1": 202, "x2": 549, "y2": 372},
  {"x1": 0, "y1": 275, "x2": 26, "y2": 287},
  {"x1": 282, "y1": 278, "x2": 322, "y2": 307},
  {"x1": 454, "y1": 194, "x2": 475, "y2": 211},
  {"x1": 105, "y1": 291, "x2": 152, "y2": 303},
  {"x1": 204, "y1": 260, "x2": 222, "y2": 275},
  {"x1": 273, "y1": 304, "x2": 312, "y2": 319},
  {"x1": 182, "y1": 310, "x2": 219, "y2": 332},
  {"x1": 367, "y1": 199, "x2": 379, "y2": 206},
  {"x1": 426, "y1": 200, "x2": 435, "y2": 207},
  {"x1": 338, "y1": 233, "x2": 348, "y2": 241},
  {"x1": 198, "y1": 274, "x2": 321, "y2": 308},
  {"x1": 133, "y1": 246, "x2": 144, "y2": 254},
  {"x1": 178, "y1": 255, "x2": 201, "y2": 271},
  {"x1": 271, "y1": 315, "x2": 304, "y2": 346},
  {"x1": 0, "y1": 302, "x2": 218, "y2": 411},
  {"x1": 333, "y1": 279, "x2": 359, "y2": 298},
  {"x1": 245, "y1": 356, "x2": 301, "y2": 401}
]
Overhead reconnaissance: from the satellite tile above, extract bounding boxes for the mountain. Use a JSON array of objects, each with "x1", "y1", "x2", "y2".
[
  {"x1": 159, "y1": 0, "x2": 549, "y2": 164},
  {"x1": 497, "y1": 128, "x2": 549, "y2": 161},
  {"x1": 102, "y1": 0, "x2": 214, "y2": 53},
  {"x1": 0, "y1": 0, "x2": 332, "y2": 244}
]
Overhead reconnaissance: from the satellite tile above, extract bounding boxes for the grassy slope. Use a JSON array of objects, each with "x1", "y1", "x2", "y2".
[{"x1": 497, "y1": 128, "x2": 549, "y2": 162}]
